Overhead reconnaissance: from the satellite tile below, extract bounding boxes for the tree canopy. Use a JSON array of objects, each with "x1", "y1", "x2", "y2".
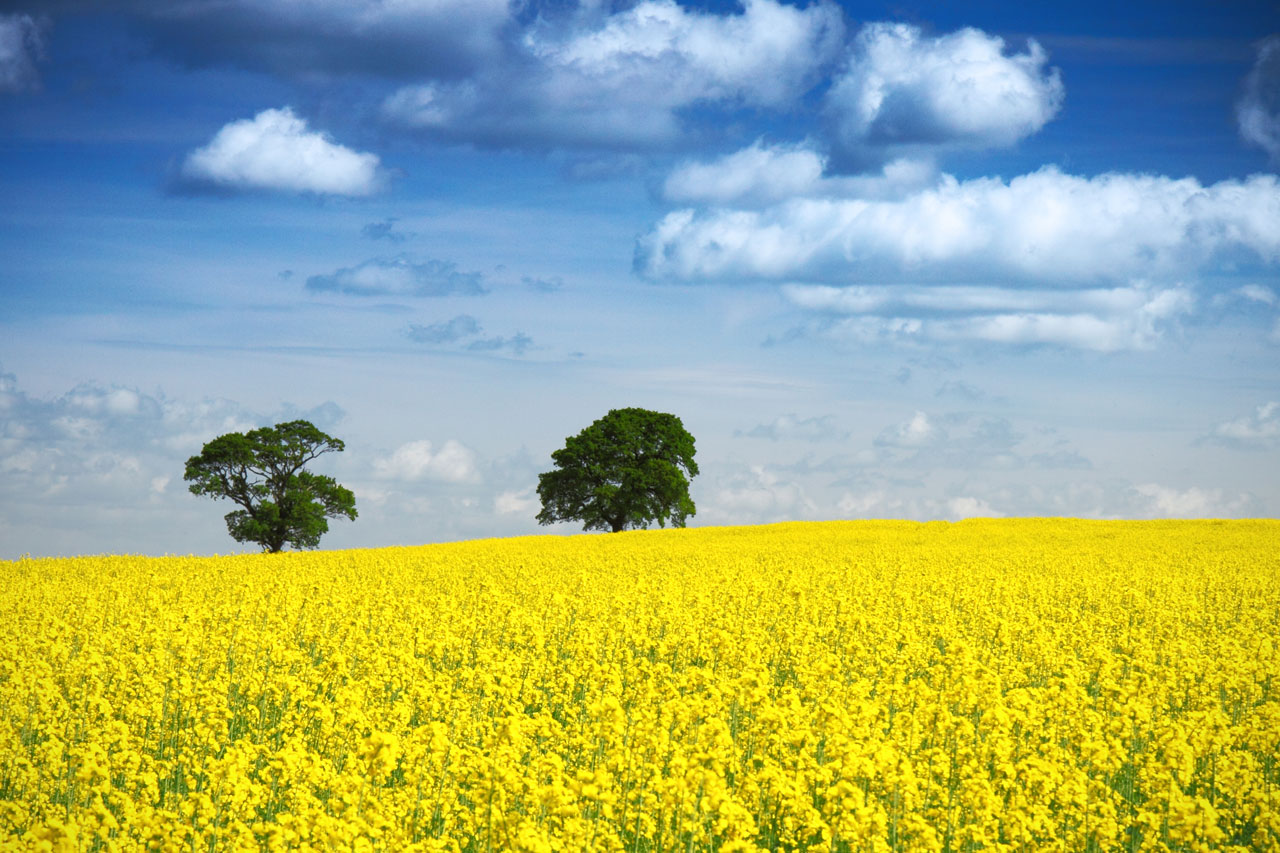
[
  {"x1": 183, "y1": 420, "x2": 356, "y2": 552},
  {"x1": 536, "y1": 407, "x2": 698, "y2": 533}
]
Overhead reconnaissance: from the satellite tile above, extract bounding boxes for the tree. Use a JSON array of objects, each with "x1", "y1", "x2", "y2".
[
  {"x1": 184, "y1": 420, "x2": 357, "y2": 553},
  {"x1": 536, "y1": 408, "x2": 698, "y2": 533}
]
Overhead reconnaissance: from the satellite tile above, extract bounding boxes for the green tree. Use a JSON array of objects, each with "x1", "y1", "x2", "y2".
[
  {"x1": 537, "y1": 408, "x2": 698, "y2": 533},
  {"x1": 183, "y1": 420, "x2": 357, "y2": 553}
]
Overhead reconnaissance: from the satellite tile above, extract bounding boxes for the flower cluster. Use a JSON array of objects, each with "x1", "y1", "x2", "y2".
[{"x1": 2, "y1": 519, "x2": 1277, "y2": 851}]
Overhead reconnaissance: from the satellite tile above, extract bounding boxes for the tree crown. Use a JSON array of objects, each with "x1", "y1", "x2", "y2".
[
  {"x1": 184, "y1": 420, "x2": 356, "y2": 552},
  {"x1": 536, "y1": 407, "x2": 698, "y2": 533}
]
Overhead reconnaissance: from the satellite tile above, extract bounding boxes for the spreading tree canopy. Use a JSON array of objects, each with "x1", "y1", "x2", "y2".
[
  {"x1": 183, "y1": 420, "x2": 356, "y2": 552},
  {"x1": 537, "y1": 407, "x2": 698, "y2": 533}
]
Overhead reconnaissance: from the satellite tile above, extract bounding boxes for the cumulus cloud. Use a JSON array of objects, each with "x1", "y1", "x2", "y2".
[
  {"x1": 640, "y1": 166, "x2": 1280, "y2": 350},
  {"x1": 1202, "y1": 402, "x2": 1280, "y2": 449},
  {"x1": 307, "y1": 256, "x2": 485, "y2": 297},
  {"x1": 382, "y1": 0, "x2": 843, "y2": 150},
  {"x1": 739, "y1": 413, "x2": 848, "y2": 442},
  {"x1": 373, "y1": 439, "x2": 478, "y2": 483},
  {"x1": 662, "y1": 140, "x2": 937, "y2": 206},
  {"x1": 0, "y1": 13, "x2": 45, "y2": 93},
  {"x1": 129, "y1": 0, "x2": 511, "y2": 80},
  {"x1": 1238, "y1": 36, "x2": 1280, "y2": 162},
  {"x1": 825, "y1": 23, "x2": 1063, "y2": 166},
  {"x1": 180, "y1": 108, "x2": 385, "y2": 196},
  {"x1": 640, "y1": 168, "x2": 1280, "y2": 285}
]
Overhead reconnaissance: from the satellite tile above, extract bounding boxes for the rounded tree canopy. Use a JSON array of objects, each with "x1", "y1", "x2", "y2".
[
  {"x1": 183, "y1": 419, "x2": 356, "y2": 553},
  {"x1": 536, "y1": 407, "x2": 698, "y2": 533}
]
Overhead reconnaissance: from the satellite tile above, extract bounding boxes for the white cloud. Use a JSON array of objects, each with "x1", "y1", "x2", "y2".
[
  {"x1": 875, "y1": 411, "x2": 936, "y2": 448},
  {"x1": 787, "y1": 283, "x2": 1194, "y2": 351},
  {"x1": 383, "y1": 0, "x2": 843, "y2": 150},
  {"x1": 946, "y1": 496, "x2": 1001, "y2": 519},
  {"x1": 0, "y1": 13, "x2": 45, "y2": 93},
  {"x1": 373, "y1": 439, "x2": 478, "y2": 483},
  {"x1": 1132, "y1": 484, "x2": 1256, "y2": 518},
  {"x1": 639, "y1": 165, "x2": 1280, "y2": 350},
  {"x1": 181, "y1": 107, "x2": 385, "y2": 196},
  {"x1": 1204, "y1": 402, "x2": 1280, "y2": 449},
  {"x1": 494, "y1": 488, "x2": 539, "y2": 516},
  {"x1": 662, "y1": 140, "x2": 937, "y2": 206},
  {"x1": 825, "y1": 23, "x2": 1063, "y2": 165},
  {"x1": 1233, "y1": 284, "x2": 1277, "y2": 305},
  {"x1": 701, "y1": 464, "x2": 818, "y2": 525},
  {"x1": 640, "y1": 168, "x2": 1280, "y2": 285},
  {"x1": 1238, "y1": 36, "x2": 1280, "y2": 162},
  {"x1": 664, "y1": 141, "x2": 826, "y2": 206},
  {"x1": 835, "y1": 490, "x2": 885, "y2": 515}
]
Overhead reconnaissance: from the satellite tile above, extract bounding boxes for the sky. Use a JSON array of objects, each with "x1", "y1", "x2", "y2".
[{"x1": 1, "y1": 0, "x2": 1279, "y2": 557}]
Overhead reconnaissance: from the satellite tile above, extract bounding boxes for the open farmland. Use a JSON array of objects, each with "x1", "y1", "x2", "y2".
[{"x1": 2, "y1": 520, "x2": 1279, "y2": 852}]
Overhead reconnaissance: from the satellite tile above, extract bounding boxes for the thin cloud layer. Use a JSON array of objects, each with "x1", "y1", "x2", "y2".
[
  {"x1": 181, "y1": 107, "x2": 385, "y2": 196},
  {"x1": 825, "y1": 23, "x2": 1064, "y2": 166},
  {"x1": 783, "y1": 283, "x2": 1193, "y2": 351},
  {"x1": 407, "y1": 315, "x2": 482, "y2": 344},
  {"x1": 739, "y1": 413, "x2": 849, "y2": 442},
  {"x1": 307, "y1": 256, "x2": 485, "y2": 297},
  {"x1": 406, "y1": 315, "x2": 533, "y2": 355},
  {"x1": 0, "y1": 13, "x2": 44, "y2": 92},
  {"x1": 128, "y1": 0, "x2": 512, "y2": 80},
  {"x1": 1238, "y1": 36, "x2": 1280, "y2": 163},
  {"x1": 382, "y1": 0, "x2": 844, "y2": 150}
]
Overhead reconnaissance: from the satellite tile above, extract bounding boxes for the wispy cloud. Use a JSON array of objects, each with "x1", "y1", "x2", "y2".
[
  {"x1": 307, "y1": 256, "x2": 485, "y2": 297},
  {"x1": 0, "y1": 13, "x2": 46, "y2": 93},
  {"x1": 362, "y1": 218, "x2": 409, "y2": 243},
  {"x1": 738, "y1": 413, "x2": 849, "y2": 443},
  {"x1": 407, "y1": 315, "x2": 481, "y2": 344},
  {"x1": 405, "y1": 314, "x2": 533, "y2": 355},
  {"x1": 1238, "y1": 36, "x2": 1280, "y2": 163}
]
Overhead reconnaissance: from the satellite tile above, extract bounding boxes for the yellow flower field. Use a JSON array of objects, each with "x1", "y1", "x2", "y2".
[{"x1": 2, "y1": 520, "x2": 1278, "y2": 852}]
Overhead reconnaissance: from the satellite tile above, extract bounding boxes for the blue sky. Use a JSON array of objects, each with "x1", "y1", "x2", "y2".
[{"x1": 1, "y1": 0, "x2": 1278, "y2": 557}]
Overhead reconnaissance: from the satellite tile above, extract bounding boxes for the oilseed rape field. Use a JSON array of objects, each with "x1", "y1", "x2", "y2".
[{"x1": 2, "y1": 521, "x2": 1279, "y2": 852}]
